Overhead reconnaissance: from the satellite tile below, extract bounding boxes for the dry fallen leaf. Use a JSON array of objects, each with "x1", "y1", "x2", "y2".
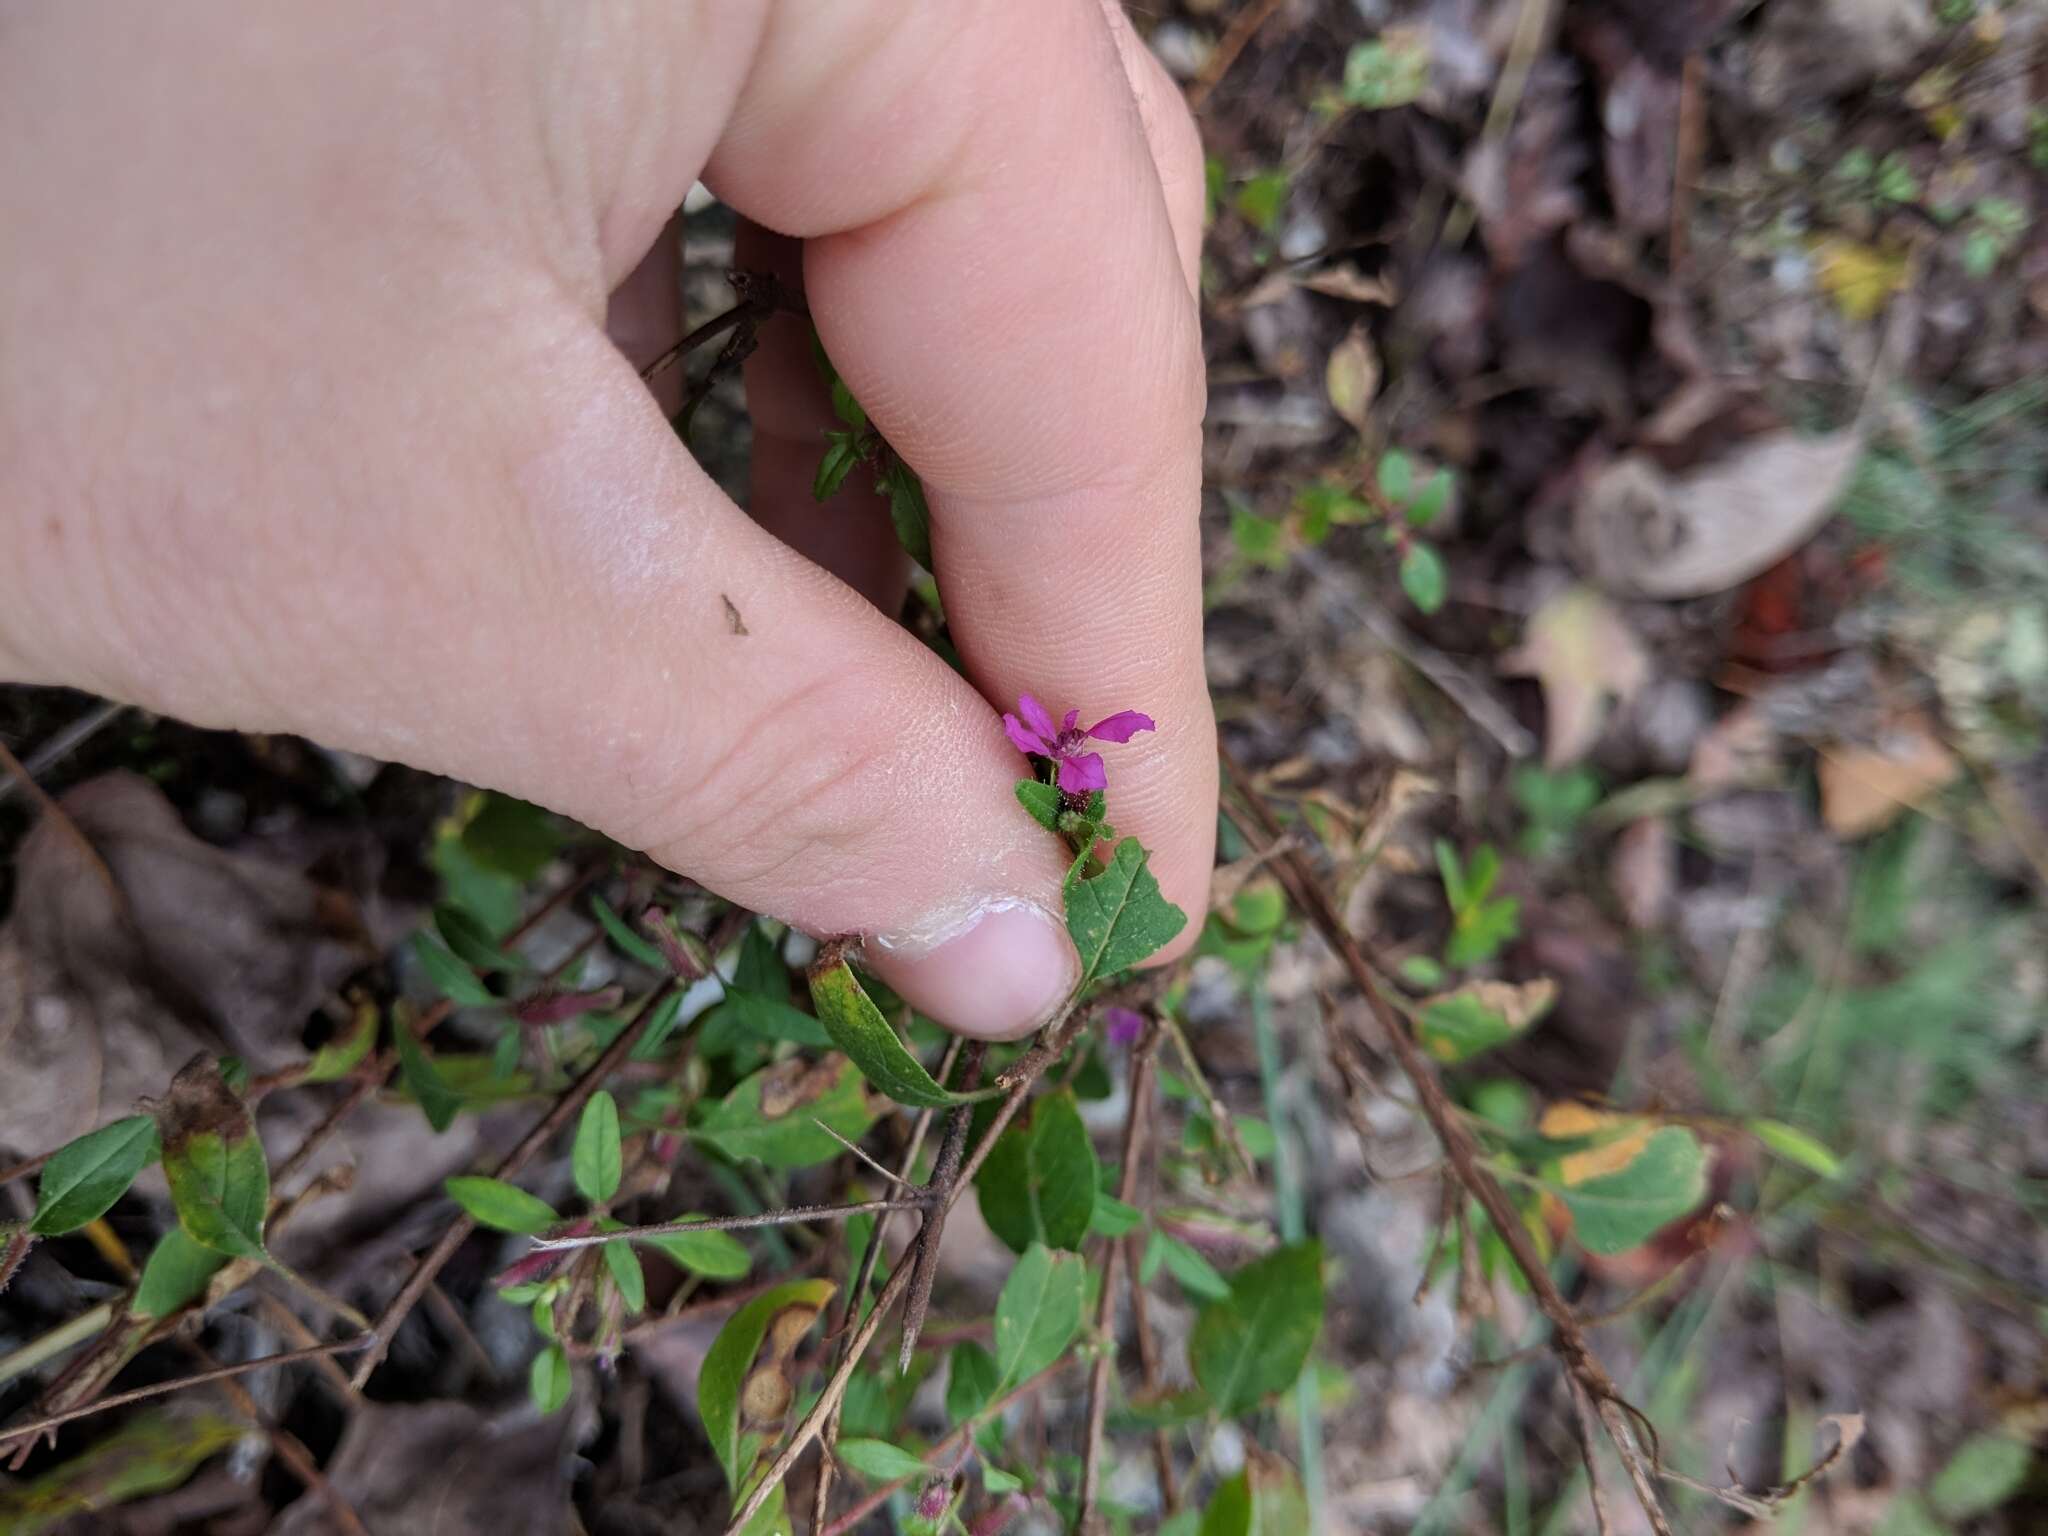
[
  {"x1": 1689, "y1": 703, "x2": 1778, "y2": 791},
  {"x1": 1610, "y1": 816, "x2": 1675, "y2": 931},
  {"x1": 0, "y1": 773, "x2": 365, "y2": 1160},
  {"x1": 1325, "y1": 324, "x2": 1380, "y2": 432},
  {"x1": 1817, "y1": 711, "x2": 1961, "y2": 837},
  {"x1": 270, "y1": 1400, "x2": 580, "y2": 1536},
  {"x1": 1575, "y1": 431, "x2": 1862, "y2": 598},
  {"x1": 1501, "y1": 586, "x2": 1652, "y2": 767}
]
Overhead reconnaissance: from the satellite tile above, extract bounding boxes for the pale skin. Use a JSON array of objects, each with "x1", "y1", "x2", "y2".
[{"x1": 0, "y1": 1, "x2": 1217, "y2": 1039}]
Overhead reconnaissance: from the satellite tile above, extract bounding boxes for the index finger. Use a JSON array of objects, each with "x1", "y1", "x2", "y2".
[{"x1": 705, "y1": 0, "x2": 1216, "y2": 937}]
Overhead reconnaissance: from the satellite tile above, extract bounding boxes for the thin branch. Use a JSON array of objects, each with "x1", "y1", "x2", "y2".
[
  {"x1": 1568, "y1": 1376, "x2": 1615, "y2": 1536},
  {"x1": 348, "y1": 978, "x2": 679, "y2": 1388},
  {"x1": 184, "y1": 1339, "x2": 372, "y2": 1536},
  {"x1": 898, "y1": 1042, "x2": 987, "y2": 1372},
  {"x1": 813, "y1": 1038, "x2": 960, "y2": 1534},
  {"x1": 1219, "y1": 743, "x2": 1675, "y2": 1536},
  {"x1": 0, "y1": 1227, "x2": 32, "y2": 1299},
  {"x1": 817, "y1": 1352, "x2": 1080, "y2": 1536},
  {"x1": 1079, "y1": 1020, "x2": 1161, "y2": 1531},
  {"x1": 0, "y1": 699, "x2": 126, "y2": 807},
  {"x1": 811, "y1": 1120, "x2": 919, "y2": 1192},
  {"x1": 724, "y1": 999, "x2": 1086, "y2": 1536},
  {"x1": 533, "y1": 1199, "x2": 924, "y2": 1251},
  {"x1": 0, "y1": 1338, "x2": 372, "y2": 1450}
]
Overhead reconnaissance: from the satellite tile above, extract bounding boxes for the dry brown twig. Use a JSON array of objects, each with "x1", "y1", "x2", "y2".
[
  {"x1": 1078, "y1": 1017, "x2": 1162, "y2": 1532},
  {"x1": 722, "y1": 997, "x2": 1096, "y2": 1536},
  {"x1": 1219, "y1": 742, "x2": 1678, "y2": 1536}
]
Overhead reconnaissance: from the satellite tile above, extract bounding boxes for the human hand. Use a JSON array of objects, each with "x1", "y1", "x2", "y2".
[{"x1": 0, "y1": 0, "x2": 1215, "y2": 1039}]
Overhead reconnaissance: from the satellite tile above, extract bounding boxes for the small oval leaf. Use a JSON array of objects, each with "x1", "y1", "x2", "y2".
[
  {"x1": 808, "y1": 955, "x2": 997, "y2": 1109},
  {"x1": 573, "y1": 1091, "x2": 623, "y2": 1204},
  {"x1": 31, "y1": 1116, "x2": 160, "y2": 1236}
]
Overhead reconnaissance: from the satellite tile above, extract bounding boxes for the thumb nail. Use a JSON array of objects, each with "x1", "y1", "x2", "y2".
[{"x1": 864, "y1": 901, "x2": 1078, "y2": 1042}]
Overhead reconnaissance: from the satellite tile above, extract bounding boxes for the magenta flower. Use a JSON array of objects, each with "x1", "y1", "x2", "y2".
[
  {"x1": 1002, "y1": 694, "x2": 1156, "y2": 794},
  {"x1": 1103, "y1": 1006, "x2": 1145, "y2": 1047}
]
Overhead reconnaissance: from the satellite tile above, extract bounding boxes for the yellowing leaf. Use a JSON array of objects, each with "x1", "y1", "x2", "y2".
[
  {"x1": 1325, "y1": 325, "x2": 1380, "y2": 432},
  {"x1": 1501, "y1": 586, "x2": 1651, "y2": 767},
  {"x1": 1416, "y1": 977, "x2": 1557, "y2": 1063},
  {"x1": 1538, "y1": 1102, "x2": 1655, "y2": 1186},
  {"x1": 1813, "y1": 238, "x2": 1909, "y2": 323}
]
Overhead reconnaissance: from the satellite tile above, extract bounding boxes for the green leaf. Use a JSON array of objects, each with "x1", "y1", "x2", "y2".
[
  {"x1": 1554, "y1": 1126, "x2": 1707, "y2": 1255},
  {"x1": 1749, "y1": 1118, "x2": 1844, "y2": 1180},
  {"x1": 946, "y1": 1340, "x2": 1001, "y2": 1426},
  {"x1": 630, "y1": 991, "x2": 687, "y2": 1060},
  {"x1": 1016, "y1": 779, "x2": 1062, "y2": 831},
  {"x1": 975, "y1": 1091, "x2": 1097, "y2": 1254},
  {"x1": 573, "y1": 1091, "x2": 623, "y2": 1204},
  {"x1": 460, "y1": 793, "x2": 562, "y2": 881},
  {"x1": 639, "y1": 1220, "x2": 751, "y2": 1280},
  {"x1": 809, "y1": 957, "x2": 998, "y2": 1109},
  {"x1": 592, "y1": 894, "x2": 668, "y2": 970},
  {"x1": 31, "y1": 1116, "x2": 159, "y2": 1236},
  {"x1": 1400, "y1": 541, "x2": 1447, "y2": 613},
  {"x1": 444, "y1": 1176, "x2": 558, "y2": 1234},
  {"x1": 836, "y1": 1439, "x2": 930, "y2": 1483},
  {"x1": 393, "y1": 1018, "x2": 465, "y2": 1133},
  {"x1": 163, "y1": 1131, "x2": 268, "y2": 1260},
  {"x1": 984, "y1": 1466, "x2": 1025, "y2": 1495},
  {"x1": 878, "y1": 457, "x2": 933, "y2": 570},
  {"x1": 694, "y1": 1056, "x2": 880, "y2": 1169},
  {"x1": 1066, "y1": 838, "x2": 1189, "y2": 988},
  {"x1": 699, "y1": 1279, "x2": 837, "y2": 1489},
  {"x1": 434, "y1": 903, "x2": 517, "y2": 973},
  {"x1": 993, "y1": 1242, "x2": 1086, "y2": 1391},
  {"x1": 733, "y1": 922, "x2": 788, "y2": 999},
  {"x1": 1400, "y1": 955, "x2": 1446, "y2": 988},
  {"x1": 814, "y1": 432, "x2": 863, "y2": 501},
  {"x1": 1930, "y1": 1432, "x2": 2032, "y2": 1520},
  {"x1": 131, "y1": 1228, "x2": 228, "y2": 1320},
  {"x1": 530, "y1": 1343, "x2": 572, "y2": 1414},
  {"x1": 709, "y1": 989, "x2": 832, "y2": 1051},
  {"x1": 1377, "y1": 449, "x2": 1414, "y2": 505},
  {"x1": 1230, "y1": 507, "x2": 1290, "y2": 570},
  {"x1": 1409, "y1": 468, "x2": 1453, "y2": 526},
  {"x1": 1417, "y1": 986, "x2": 1552, "y2": 1064},
  {"x1": 303, "y1": 1002, "x2": 379, "y2": 1083},
  {"x1": 1234, "y1": 169, "x2": 1290, "y2": 233},
  {"x1": 154, "y1": 1062, "x2": 270, "y2": 1262},
  {"x1": 1190, "y1": 1241, "x2": 1324, "y2": 1415},
  {"x1": 1151, "y1": 1231, "x2": 1232, "y2": 1302},
  {"x1": 602, "y1": 1240, "x2": 647, "y2": 1313},
  {"x1": 410, "y1": 933, "x2": 495, "y2": 1008},
  {"x1": 1199, "y1": 1458, "x2": 1312, "y2": 1536},
  {"x1": 1090, "y1": 1194, "x2": 1142, "y2": 1238}
]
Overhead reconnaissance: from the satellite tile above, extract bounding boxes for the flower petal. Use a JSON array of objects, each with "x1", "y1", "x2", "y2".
[
  {"x1": 1017, "y1": 693, "x2": 1059, "y2": 743},
  {"x1": 1062, "y1": 709, "x2": 1080, "y2": 732},
  {"x1": 1084, "y1": 710, "x2": 1156, "y2": 744},
  {"x1": 1002, "y1": 713, "x2": 1052, "y2": 757},
  {"x1": 1103, "y1": 1007, "x2": 1146, "y2": 1047},
  {"x1": 1057, "y1": 752, "x2": 1108, "y2": 793}
]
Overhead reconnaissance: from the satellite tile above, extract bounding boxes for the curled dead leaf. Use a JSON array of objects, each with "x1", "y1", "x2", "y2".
[
  {"x1": 758, "y1": 1057, "x2": 843, "y2": 1120},
  {"x1": 741, "y1": 1363, "x2": 794, "y2": 1426},
  {"x1": 1574, "y1": 432, "x2": 1861, "y2": 599}
]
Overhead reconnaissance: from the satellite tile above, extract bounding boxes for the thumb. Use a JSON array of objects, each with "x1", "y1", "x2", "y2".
[{"x1": 8, "y1": 301, "x2": 1083, "y2": 1040}]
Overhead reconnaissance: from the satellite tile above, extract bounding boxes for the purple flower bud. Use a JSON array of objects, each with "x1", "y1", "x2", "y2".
[{"x1": 1103, "y1": 1006, "x2": 1145, "y2": 1047}]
